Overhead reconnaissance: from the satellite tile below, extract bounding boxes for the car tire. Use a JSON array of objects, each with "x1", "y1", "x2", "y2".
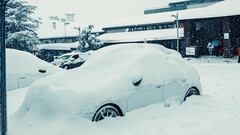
[
  {"x1": 92, "y1": 105, "x2": 121, "y2": 122},
  {"x1": 184, "y1": 87, "x2": 200, "y2": 101},
  {"x1": 63, "y1": 65, "x2": 69, "y2": 69}
]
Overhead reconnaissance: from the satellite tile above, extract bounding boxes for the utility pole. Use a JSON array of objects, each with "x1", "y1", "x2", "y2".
[
  {"x1": 74, "y1": 26, "x2": 81, "y2": 50},
  {"x1": 64, "y1": 22, "x2": 70, "y2": 42},
  {"x1": 0, "y1": 0, "x2": 8, "y2": 135},
  {"x1": 74, "y1": 26, "x2": 81, "y2": 39},
  {"x1": 171, "y1": 13, "x2": 179, "y2": 52}
]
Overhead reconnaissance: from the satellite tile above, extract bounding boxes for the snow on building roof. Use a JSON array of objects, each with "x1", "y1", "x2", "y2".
[
  {"x1": 37, "y1": 20, "x2": 79, "y2": 39},
  {"x1": 104, "y1": 0, "x2": 239, "y2": 28},
  {"x1": 145, "y1": 0, "x2": 191, "y2": 10},
  {"x1": 91, "y1": 25, "x2": 104, "y2": 33},
  {"x1": 98, "y1": 28, "x2": 184, "y2": 43},
  {"x1": 37, "y1": 18, "x2": 103, "y2": 39},
  {"x1": 38, "y1": 42, "x2": 79, "y2": 51}
]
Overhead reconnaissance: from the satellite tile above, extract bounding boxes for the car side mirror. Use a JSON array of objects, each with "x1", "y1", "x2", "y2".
[
  {"x1": 133, "y1": 78, "x2": 142, "y2": 86},
  {"x1": 39, "y1": 68, "x2": 46, "y2": 73},
  {"x1": 131, "y1": 71, "x2": 143, "y2": 87}
]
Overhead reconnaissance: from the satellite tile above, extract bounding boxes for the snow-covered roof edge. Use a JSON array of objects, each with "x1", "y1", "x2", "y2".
[
  {"x1": 103, "y1": 0, "x2": 239, "y2": 29},
  {"x1": 38, "y1": 42, "x2": 79, "y2": 51}
]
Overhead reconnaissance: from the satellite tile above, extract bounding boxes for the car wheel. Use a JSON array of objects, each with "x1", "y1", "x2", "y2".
[
  {"x1": 63, "y1": 65, "x2": 69, "y2": 69},
  {"x1": 92, "y1": 105, "x2": 120, "y2": 122},
  {"x1": 184, "y1": 87, "x2": 200, "y2": 101}
]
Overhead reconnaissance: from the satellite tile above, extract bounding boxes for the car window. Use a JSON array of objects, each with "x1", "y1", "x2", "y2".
[
  {"x1": 58, "y1": 55, "x2": 71, "y2": 60},
  {"x1": 72, "y1": 55, "x2": 79, "y2": 59}
]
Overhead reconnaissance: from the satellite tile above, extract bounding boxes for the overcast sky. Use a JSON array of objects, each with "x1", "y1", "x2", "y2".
[{"x1": 27, "y1": 0, "x2": 182, "y2": 26}]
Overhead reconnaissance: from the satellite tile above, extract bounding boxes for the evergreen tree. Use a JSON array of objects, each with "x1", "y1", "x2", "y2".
[
  {"x1": 5, "y1": 0, "x2": 39, "y2": 52},
  {"x1": 78, "y1": 25, "x2": 103, "y2": 52}
]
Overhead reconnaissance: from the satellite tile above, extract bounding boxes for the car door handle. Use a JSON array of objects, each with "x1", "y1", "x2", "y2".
[
  {"x1": 155, "y1": 84, "x2": 163, "y2": 88},
  {"x1": 19, "y1": 76, "x2": 26, "y2": 79},
  {"x1": 181, "y1": 79, "x2": 187, "y2": 83}
]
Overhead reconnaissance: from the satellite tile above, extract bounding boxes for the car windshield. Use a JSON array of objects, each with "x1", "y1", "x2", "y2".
[{"x1": 58, "y1": 55, "x2": 72, "y2": 60}]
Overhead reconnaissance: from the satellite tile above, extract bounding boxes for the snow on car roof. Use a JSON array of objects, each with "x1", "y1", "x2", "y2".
[
  {"x1": 82, "y1": 43, "x2": 182, "y2": 71},
  {"x1": 6, "y1": 49, "x2": 61, "y2": 75},
  {"x1": 29, "y1": 44, "x2": 183, "y2": 96},
  {"x1": 97, "y1": 28, "x2": 184, "y2": 43},
  {"x1": 104, "y1": 0, "x2": 239, "y2": 28}
]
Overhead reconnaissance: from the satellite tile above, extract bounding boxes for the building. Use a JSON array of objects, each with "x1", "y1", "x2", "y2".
[
  {"x1": 38, "y1": 18, "x2": 104, "y2": 44},
  {"x1": 98, "y1": 0, "x2": 240, "y2": 57},
  {"x1": 37, "y1": 42, "x2": 79, "y2": 62},
  {"x1": 37, "y1": 19, "x2": 80, "y2": 44},
  {"x1": 36, "y1": 17, "x2": 104, "y2": 61}
]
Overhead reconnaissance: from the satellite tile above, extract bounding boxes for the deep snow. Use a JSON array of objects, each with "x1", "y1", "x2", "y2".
[{"x1": 7, "y1": 56, "x2": 240, "y2": 135}]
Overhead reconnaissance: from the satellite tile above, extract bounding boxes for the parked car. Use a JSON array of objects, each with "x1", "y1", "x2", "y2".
[
  {"x1": 51, "y1": 52, "x2": 91, "y2": 69},
  {"x1": 15, "y1": 43, "x2": 202, "y2": 122},
  {"x1": 6, "y1": 49, "x2": 62, "y2": 91}
]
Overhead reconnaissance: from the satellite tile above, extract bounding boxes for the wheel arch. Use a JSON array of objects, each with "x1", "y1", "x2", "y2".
[
  {"x1": 183, "y1": 86, "x2": 201, "y2": 101},
  {"x1": 92, "y1": 103, "x2": 124, "y2": 121},
  {"x1": 189, "y1": 86, "x2": 200, "y2": 95}
]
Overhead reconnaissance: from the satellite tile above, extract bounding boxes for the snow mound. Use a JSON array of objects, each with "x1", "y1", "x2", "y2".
[{"x1": 6, "y1": 49, "x2": 61, "y2": 90}]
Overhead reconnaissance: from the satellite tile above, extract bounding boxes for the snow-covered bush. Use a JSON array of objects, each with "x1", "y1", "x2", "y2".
[
  {"x1": 78, "y1": 25, "x2": 103, "y2": 52},
  {"x1": 5, "y1": 0, "x2": 40, "y2": 52}
]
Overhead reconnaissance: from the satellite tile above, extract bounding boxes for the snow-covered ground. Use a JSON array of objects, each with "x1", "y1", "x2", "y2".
[{"x1": 7, "y1": 56, "x2": 240, "y2": 135}]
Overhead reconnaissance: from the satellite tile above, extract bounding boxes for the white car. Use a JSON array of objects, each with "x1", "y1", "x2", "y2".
[
  {"x1": 51, "y1": 52, "x2": 91, "y2": 69},
  {"x1": 6, "y1": 49, "x2": 62, "y2": 91},
  {"x1": 15, "y1": 44, "x2": 202, "y2": 122}
]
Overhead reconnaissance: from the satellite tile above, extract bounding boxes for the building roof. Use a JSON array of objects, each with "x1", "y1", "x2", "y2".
[
  {"x1": 104, "y1": 0, "x2": 239, "y2": 29},
  {"x1": 98, "y1": 28, "x2": 184, "y2": 43},
  {"x1": 38, "y1": 42, "x2": 79, "y2": 51},
  {"x1": 37, "y1": 20, "x2": 79, "y2": 39},
  {"x1": 37, "y1": 18, "x2": 103, "y2": 39}
]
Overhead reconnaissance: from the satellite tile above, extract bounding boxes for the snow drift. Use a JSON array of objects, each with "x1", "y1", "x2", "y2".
[{"x1": 6, "y1": 49, "x2": 62, "y2": 91}]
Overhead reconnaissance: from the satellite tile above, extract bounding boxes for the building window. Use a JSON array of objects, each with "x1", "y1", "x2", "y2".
[{"x1": 44, "y1": 40, "x2": 50, "y2": 44}]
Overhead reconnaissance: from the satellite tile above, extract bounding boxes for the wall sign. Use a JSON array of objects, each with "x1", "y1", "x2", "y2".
[
  {"x1": 224, "y1": 33, "x2": 230, "y2": 39},
  {"x1": 186, "y1": 47, "x2": 196, "y2": 56}
]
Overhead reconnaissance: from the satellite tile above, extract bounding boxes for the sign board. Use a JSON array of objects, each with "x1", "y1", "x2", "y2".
[
  {"x1": 224, "y1": 33, "x2": 230, "y2": 40},
  {"x1": 186, "y1": 47, "x2": 196, "y2": 56}
]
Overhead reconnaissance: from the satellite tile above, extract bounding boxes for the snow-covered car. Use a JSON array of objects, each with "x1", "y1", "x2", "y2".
[
  {"x1": 15, "y1": 43, "x2": 202, "y2": 122},
  {"x1": 6, "y1": 49, "x2": 62, "y2": 91},
  {"x1": 51, "y1": 52, "x2": 91, "y2": 69}
]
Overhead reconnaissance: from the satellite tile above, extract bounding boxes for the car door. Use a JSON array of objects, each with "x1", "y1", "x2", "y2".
[
  {"x1": 127, "y1": 82, "x2": 164, "y2": 111},
  {"x1": 163, "y1": 67, "x2": 188, "y2": 103},
  {"x1": 7, "y1": 74, "x2": 29, "y2": 90},
  {"x1": 126, "y1": 67, "x2": 165, "y2": 112},
  {"x1": 71, "y1": 54, "x2": 81, "y2": 68}
]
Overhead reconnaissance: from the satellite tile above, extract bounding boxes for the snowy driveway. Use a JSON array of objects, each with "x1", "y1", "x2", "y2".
[{"x1": 8, "y1": 57, "x2": 240, "y2": 135}]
